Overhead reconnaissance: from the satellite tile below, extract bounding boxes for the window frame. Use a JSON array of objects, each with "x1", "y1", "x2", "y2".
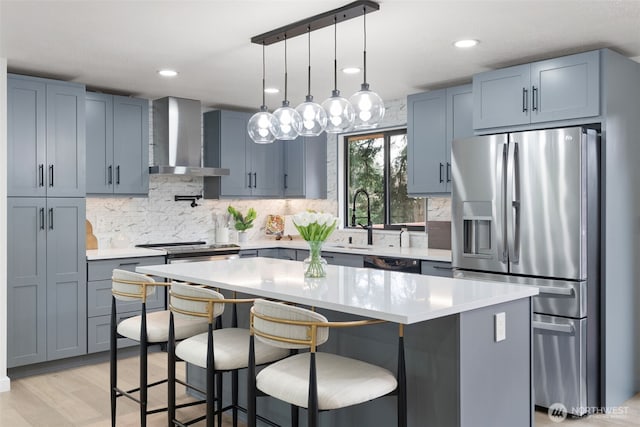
[{"x1": 343, "y1": 128, "x2": 425, "y2": 231}]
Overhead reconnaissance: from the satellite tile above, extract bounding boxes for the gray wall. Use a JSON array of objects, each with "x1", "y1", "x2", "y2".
[
  {"x1": 601, "y1": 50, "x2": 640, "y2": 406},
  {"x1": 1, "y1": 56, "x2": 9, "y2": 392}
]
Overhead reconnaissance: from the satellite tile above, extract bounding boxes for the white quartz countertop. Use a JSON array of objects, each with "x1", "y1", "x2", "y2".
[
  {"x1": 86, "y1": 247, "x2": 166, "y2": 260},
  {"x1": 137, "y1": 257, "x2": 537, "y2": 324},
  {"x1": 239, "y1": 239, "x2": 452, "y2": 262}
]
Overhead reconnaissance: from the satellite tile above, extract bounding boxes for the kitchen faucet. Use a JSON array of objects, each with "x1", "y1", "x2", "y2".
[{"x1": 351, "y1": 189, "x2": 373, "y2": 245}]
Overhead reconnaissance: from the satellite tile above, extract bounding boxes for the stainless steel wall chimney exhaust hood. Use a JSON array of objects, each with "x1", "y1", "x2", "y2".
[{"x1": 150, "y1": 97, "x2": 230, "y2": 176}]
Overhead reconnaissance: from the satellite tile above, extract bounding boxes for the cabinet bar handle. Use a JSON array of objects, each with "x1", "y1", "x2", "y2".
[
  {"x1": 49, "y1": 165, "x2": 54, "y2": 187},
  {"x1": 248, "y1": 172, "x2": 252, "y2": 188},
  {"x1": 532, "y1": 86, "x2": 538, "y2": 111},
  {"x1": 48, "y1": 208, "x2": 54, "y2": 230},
  {"x1": 116, "y1": 165, "x2": 120, "y2": 185},
  {"x1": 522, "y1": 88, "x2": 528, "y2": 112},
  {"x1": 40, "y1": 208, "x2": 45, "y2": 230},
  {"x1": 253, "y1": 172, "x2": 257, "y2": 188},
  {"x1": 439, "y1": 163, "x2": 444, "y2": 183},
  {"x1": 432, "y1": 265, "x2": 453, "y2": 271},
  {"x1": 118, "y1": 261, "x2": 140, "y2": 267},
  {"x1": 108, "y1": 165, "x2": 113, "y2": 185},
  {"x1": 284, "y1": 173, "x2": 288, "y2": 189},
  {"x1": 39, "y1": 164, "x2": 44, "y2": 187},
  {"x1": 446, "y1": 162, "x2": 451, "y2": 183}
]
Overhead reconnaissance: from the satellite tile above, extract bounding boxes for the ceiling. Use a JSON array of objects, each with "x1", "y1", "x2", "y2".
[{"x1": 1, "y1": 0, "x2": 639, "y2": 112}]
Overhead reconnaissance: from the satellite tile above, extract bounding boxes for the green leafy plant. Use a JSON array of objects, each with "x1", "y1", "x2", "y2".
[{"x1": 227, "y1": 206, "x2": 257, "y2": 232}]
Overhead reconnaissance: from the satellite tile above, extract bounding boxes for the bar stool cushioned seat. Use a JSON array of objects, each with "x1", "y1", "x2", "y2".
[
  {"x1": 117, "y1": 310, "x2": 208, "y2": 343},
  {"x1": 257, "y1": 352, "x2": 398, "y2": 410},
  {"x1": 176, "y1": 327, "x2": 289, "y2": 371},
  {"x1": 248, "y1": 299, "x2": 406, "y2": 427}
]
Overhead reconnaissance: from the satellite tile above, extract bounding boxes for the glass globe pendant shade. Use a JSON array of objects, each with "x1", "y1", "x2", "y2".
[
  {"x1": 247, "y1": 106, "x2": 278, "y2": 144},
  {"x1": 296, "y1": 95, "x2": 327, "y2": 136},
  {"x1": 272, "y1": 100, "x2": 302, "y2": 140},
  {"x1": 349, "y1": 83, "x2": 385, "y2": 129},
  {"x1": 321, "y1": 90, "x2": 355, "y2": 133}
]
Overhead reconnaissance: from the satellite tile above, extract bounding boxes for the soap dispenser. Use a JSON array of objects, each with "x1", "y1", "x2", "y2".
[{"x1": 400, "y1": 227, "x2": 410, "y2": 248}]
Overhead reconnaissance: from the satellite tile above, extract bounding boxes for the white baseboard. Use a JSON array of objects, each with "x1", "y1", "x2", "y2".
[{"x1": 0, "y1": 376, "x2": 10, "y2": 393}]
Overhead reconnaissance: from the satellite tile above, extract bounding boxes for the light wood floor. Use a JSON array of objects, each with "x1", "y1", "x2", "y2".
[
  {"x1": 1, "y1": 352, "x2": 639, "y2": 426},
  {"x1": 0, "y1": 352, "x2": 240, "y2": 426}
]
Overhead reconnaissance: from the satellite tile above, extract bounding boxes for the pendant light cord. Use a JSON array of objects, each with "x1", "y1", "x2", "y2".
[
  {"x1": 307, "y1": 26, "x2": 311, "y2": 97},
  {"x1": 284, "y1": 35, "x2": 289, "y2": 102},
  {"x1": 333, "y1": 16, "x2": 338, "y2": 92},
  {"x1": 363, "y1": 6, "x2": 368, "y2": 85},
  {"x1": 261, "y1": 42, "x2": 266, "y2": 107}
]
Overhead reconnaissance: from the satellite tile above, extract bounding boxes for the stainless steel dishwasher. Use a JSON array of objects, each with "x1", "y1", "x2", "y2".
[{"x1": 363, "y1": 255, "x2": 421, "y2": 273}]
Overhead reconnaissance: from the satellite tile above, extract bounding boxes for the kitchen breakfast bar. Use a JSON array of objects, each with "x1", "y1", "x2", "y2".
[{"x1": 138, "y1": 257, "x2": 538, "y2": 427}]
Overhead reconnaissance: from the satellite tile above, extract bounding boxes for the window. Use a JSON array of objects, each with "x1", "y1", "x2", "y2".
[{"x1": 344, "y1": 129, "x2": 425, "y2": 230}]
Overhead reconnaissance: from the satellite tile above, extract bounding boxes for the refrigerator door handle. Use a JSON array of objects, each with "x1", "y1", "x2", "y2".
[
  {"x1": 496, "y1": 142, "x2": 508, "y2": 263},
  {"x1": 507, "y1": 141, "x2": 520, "y2": 263},
  {"x1": 532, "y1": 321, "x2": 575, "y2": 335}
]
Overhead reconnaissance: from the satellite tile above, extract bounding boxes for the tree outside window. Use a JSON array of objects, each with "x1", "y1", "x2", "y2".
[{"x1": 345, "y1": 129, "x2": 425, "y2": 230}]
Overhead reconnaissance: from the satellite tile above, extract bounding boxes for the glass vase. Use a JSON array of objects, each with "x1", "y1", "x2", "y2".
[{"x1": 303, "y1": 241, "x2": 328, "y2": 278}]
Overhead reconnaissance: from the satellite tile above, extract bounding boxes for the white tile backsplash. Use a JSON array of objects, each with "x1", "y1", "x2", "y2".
[{"x1": 86, "y1": 98, "x2": 451, "y2": 248}]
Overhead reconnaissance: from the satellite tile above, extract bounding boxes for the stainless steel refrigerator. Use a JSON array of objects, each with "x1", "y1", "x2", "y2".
[{"x1": 451, "y1": 126, "x2": 600, "y2": 416}]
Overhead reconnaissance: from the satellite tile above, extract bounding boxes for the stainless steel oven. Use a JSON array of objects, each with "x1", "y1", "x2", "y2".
[{"x1": 136, "y1": 241, "x2": 241, "y2": 263}]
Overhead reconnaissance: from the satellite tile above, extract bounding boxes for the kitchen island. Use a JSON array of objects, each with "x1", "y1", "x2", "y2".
[{"x1": 138, "y1": 257, "x2": 538, "y2": 427}]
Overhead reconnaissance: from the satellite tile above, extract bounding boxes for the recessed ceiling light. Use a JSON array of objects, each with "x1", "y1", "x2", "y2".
[
  {"x1": 454, "y1": 39, "x2": 479, "y2": 48},
  {"x1": 342, "y1": 67, "x2": 361, "y2": 74},
  {"x1": 264, "y1": 87, "x2": 280, "y2": 94},
  {"x1": 157, "y1": 69, "x2": 178, "y2": 77}
]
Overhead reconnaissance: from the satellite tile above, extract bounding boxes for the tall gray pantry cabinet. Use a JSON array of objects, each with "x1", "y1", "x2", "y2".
[{"x1": 6, "y1": 74, "x2": 86, "y2": 368}]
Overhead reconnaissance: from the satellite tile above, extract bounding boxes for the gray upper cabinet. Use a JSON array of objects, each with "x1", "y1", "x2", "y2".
[
  {"x1": 7, "y1": 197, "x2": 86, "y2": 367},
  {"x1": 8, "y1": 75, "x2": 86, "y2": 197},
  {"x1": 86, "y1": 92, "x2": 149, "y2": 195},
  {"x1": 473, "y1": 64, "x2": 530, "y2": 129},
  {"x1": 407, "y1": 89, "x2": 446, "y2": 195},
  {"x1": 203, "y1": 110, "x2": 283, "y2": 198},
  {"x1": 283, "y1": 134, "x2": 327, "y2": 199},
  {"x1": 407, "y1": 84, "x2": 472, "y2": 196},
  {"x1": 252, "y1": 137, "x2": 284, "y2": 197},
  {"x1": 530, "y1": 51, "x2": 600, "y2": 123},
  {"x1": 473, "y1": 50, "x2": 600, "y2": 129}
]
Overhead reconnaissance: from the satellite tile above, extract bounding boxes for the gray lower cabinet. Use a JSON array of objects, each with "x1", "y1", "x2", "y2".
[
  {"x1": 86, "y1": 92, "x2": 149, "y2": 195},
  {"x1": 86, "y1": 256, "x2": 166, "y2": 353},
  {"x1": 8, "y1": 74, "x2": 86, "y2": 198},
  {"x1": 473, "y1": 50, "x2": 600, "y2": 129},
  {"x1": 7, "y1": 197, "x2": 86, "y2": 367},
  {"x1": 296, "y1": 249, "x2": 364, "y2": 268},
  {"x1": 421, "y1": 260, "x2": 453, "y2": 277},
  {"x1": 407, "y1": 84, "x2": 472, "y2": 196},
  {"x1": 283, "y1": 134, "x2": 327, "y2": 198},
  {"x1": 257, "y1": 248, "x2": 297, "y2": 260},
  {"x1": 238, "y1": 249, "x2": 259, "y2": 258},
  {"x1": 203, "y1": 110, "x2": 283, "y2": 198}
]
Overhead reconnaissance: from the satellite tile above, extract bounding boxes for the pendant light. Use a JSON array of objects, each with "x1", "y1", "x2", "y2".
[
  {"x1": 295, "y1": 26, "x2": 327, "y2": 137},
  {"x1": 349, "y1": 6, "x2": 385, "y2": 129},
  {"x1": 247, "y1": 43, "x2": 278, "y2": 144},
  {"x1": 272, "y1": 35, "x2": 302, "y2": 140},
  {"x1": 321, "y1": 16, "x2": 355, "y2": 134}
]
